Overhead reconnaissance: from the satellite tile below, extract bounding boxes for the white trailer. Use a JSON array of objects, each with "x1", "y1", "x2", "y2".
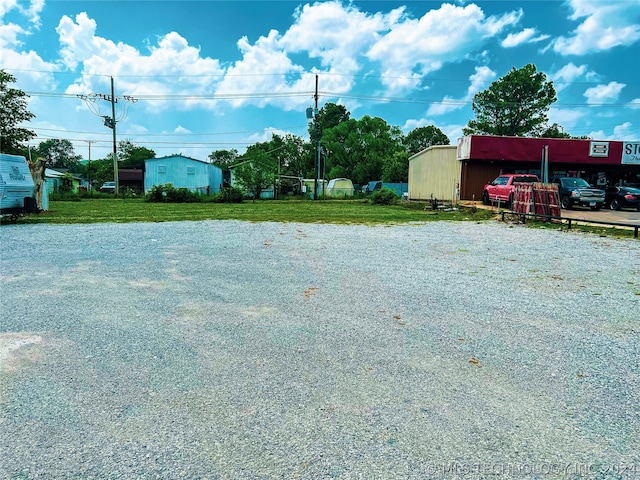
[{"x1": 0, "y1": 153, "x2": 39, "y2": 222}]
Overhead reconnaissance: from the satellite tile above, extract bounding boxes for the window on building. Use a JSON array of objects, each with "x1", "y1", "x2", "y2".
[
  {"x1": 187, "y1": 166, "x2": 196, "y2": 175},
  {"x1": 158, "y1": 165, "x2": 167, "y2": 174}
]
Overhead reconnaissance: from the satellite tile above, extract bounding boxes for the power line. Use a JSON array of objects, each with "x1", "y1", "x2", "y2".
[
  {"x1": 21, "y1": 88, "x2": 638, "y2": 108},
  {"x1": 30, "y1": 126, "x2": 309, "y2": 137},
  {"x1": 6, "y1": 67, "x2": 628, "y2": 87}
]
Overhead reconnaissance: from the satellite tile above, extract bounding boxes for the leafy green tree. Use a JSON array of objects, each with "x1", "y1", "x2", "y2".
[
  {"x1": 37, "y1": 139, "x2": 82, "y2": 169},
  {"x1": 322, "y1": 115, "x2": 404, "y2": 185},
  {"x1": 233, "y1": 149, "x2": 275, "y2": 199},
  {"x1": 309, "y1": 102, "x2": 350, "y2": 146},
  {"x1": 309, "y1": 103, "x2": 351, "y2": 180},
  {"x1": 269, "y1": 133, "x2": 311, "y2": 179},
  {"x1": 327, "y1": 165, "x2": 348, "y2": 181},
  {"x1": 117, "y1": 140, "x2": 155, "y2": 168},
  {"x1": 208, "y1": 148, "x2": 239, "y2": 167},
  {"x1": 0, "y1": 69, "x2": 36, "y2": 154},
  {"x1": 403, "y1": 125, "x2": 450, "y2": 155},
  {"x1": 463, "y1": 64, "x2": 557, "y2": 137},
  {"x1": 382, "y1": 152, "x2": 410, "y2": 183},
  {"x1": 85, "y1": 158, "x2": 114, "y2": 186},
  {"x1": 540, "y1": 123, "x2": 571, "y2": 138}
]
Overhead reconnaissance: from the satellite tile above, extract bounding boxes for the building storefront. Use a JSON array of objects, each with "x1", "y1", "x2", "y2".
[
  {"x1": 457, "y1": 136, "x2": 640, "y2": 201},
  {"x1": 409, "y1": 136, "x2": 640, "y2": 202}
]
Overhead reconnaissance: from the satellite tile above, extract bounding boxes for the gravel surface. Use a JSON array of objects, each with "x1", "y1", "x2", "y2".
[{"x1": 1, "y1": 220, "x2": 639, "y2": 479}]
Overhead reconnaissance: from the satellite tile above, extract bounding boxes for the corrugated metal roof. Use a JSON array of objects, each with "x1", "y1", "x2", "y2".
[{"x1": 145, "y1": 154, "x2": 212, "y2": 165}]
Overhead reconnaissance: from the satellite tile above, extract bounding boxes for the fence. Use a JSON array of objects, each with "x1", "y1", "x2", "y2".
[
  {"x1": 512, "y1": 183, "x2": 560, "y2": 218},
  {"x1": 501, "y1": 211, "x2": 639, "y2": 238}
]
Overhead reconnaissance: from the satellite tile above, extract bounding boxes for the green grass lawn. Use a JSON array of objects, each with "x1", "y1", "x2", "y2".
[{"x1": 1, "y1": 198, "x2": 494, "y2": 225}]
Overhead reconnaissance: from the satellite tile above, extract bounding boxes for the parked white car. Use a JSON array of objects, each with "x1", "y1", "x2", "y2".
[{"x1": 100, "y1": 181, "x2": 116, "y2": 193}]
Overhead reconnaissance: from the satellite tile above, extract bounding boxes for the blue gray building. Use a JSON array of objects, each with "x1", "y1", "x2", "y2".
[{"x1": 144, "y1": 155, "x2": 223, "y2": 194}]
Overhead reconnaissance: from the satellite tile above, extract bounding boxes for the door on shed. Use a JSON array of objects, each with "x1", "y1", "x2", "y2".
[{"x1": 460, "y1": 162, "x2": 501, "y2": 201}]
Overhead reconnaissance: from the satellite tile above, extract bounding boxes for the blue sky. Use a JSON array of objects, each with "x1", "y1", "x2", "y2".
[{"x1": 2, "y1": 0, "x2": 639, "y2": 161}]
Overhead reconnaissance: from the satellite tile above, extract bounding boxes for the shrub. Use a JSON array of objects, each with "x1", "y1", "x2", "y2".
[
  {"x1": 370, "y1": 187, "x2": 398, "y2": 205},
  {"x1": 49, "y1": 191, "x2": 81, "y2": 201},
  {"x1": 145, "y1": 183, "x2": 201, "y2": 203},
  {"x1": 223, "y1": 186, "x2": 244, "y2": 203}
]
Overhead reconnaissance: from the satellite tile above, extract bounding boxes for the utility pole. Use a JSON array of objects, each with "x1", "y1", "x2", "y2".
[
  {"x1": 110, "y1": 77, "x2": 118, "y2": 195},
  {"x1": 314, "y1": 74, "x2": 320, "y2": 200},
  {"x1": 82, "y1": 140, "x2": 95, "y2": 190},
  {"x1": 77, "y1": 77, "x2": 137, "y2": 198}
]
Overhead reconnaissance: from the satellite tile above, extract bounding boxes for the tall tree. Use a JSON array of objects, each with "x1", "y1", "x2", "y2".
[
  {"x1": 85, "y1": 158, "x2": 114, "y2": 186},
  {"x1": 37, "y1": 139, "x2": 82, "y2": 169},
  {"x1": 403, "y1": 125, "x2": 450, "y2": 155},
  {"x1": 208, "y1": 148, "x2": 239, "y2": 167},
  {"x1": 322, "y1": 116, "x2": 404, "y2": 185},
  {"x1": 268, "y1": 133, "x2": 312, "y2": 179},
  {"x1": 463, "y1": 64, "x2": 557, "y2": 137},
  {"x1": 233, "y1": 150, "x2": 275, "y2": 199},
  {"x1": 0, "y1": 69, "x2": 36, "y2": 154},
  {"x1": 382, "y1": 152, "x2": 410, "y2": 183},
  {"x1": 309, "y1": 102, "x2": 351, "y2": 155},
  {"x1": 118, "y1": 140, "x2": 155, "y2": 168},
  {"x1": 309, "y1": 103, "x2": 350, "y2": 139},
  {"x1": 540, "y1": 123, "x2": 571, "y2": 138}
]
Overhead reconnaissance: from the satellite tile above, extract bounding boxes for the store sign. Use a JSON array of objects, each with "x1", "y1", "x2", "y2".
[
  {"x1": 457, "y1": 136, "x2": 471, "y2": 160},
  {"x1": 622, "y1": 142, "x2": 640, "y2": 165},
  {"x1": 589, "y1": 141, "x2": 609, "y2": 157}
]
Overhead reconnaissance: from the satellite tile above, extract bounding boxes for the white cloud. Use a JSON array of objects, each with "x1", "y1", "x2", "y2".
[
  {"x1": 553, "y1": 0, "x2": 640, "y2": 55},
  {"x1": 174, "y1": 125, "x2": 191, "y2": 134},
  {"x1": 215, "y1": 30, "x2": 306, "y2": 110},
  {"x1": 548, "y1": 107, "x2": 585, "y2": 129},
  {"x1": 0, "y1": 0, "x2": 18, "y2": 17},
  {"x1": 552, "y1": 63, "x2": 586, "y2": 83},
  {"x1": 501, "y1": 28, "x2": 549, "y2": 48},
  {"x1": 612, "y1": 122, "x2": 634, "y2": 140},
  {"x1": 22, "y1": 0, "x2": 43, "y2": 26},
  {"x1": 427, "y1": 66, "x2": 495, "y2": 116},
  {"x1": 583, "y1": 82, "x2": 625, "y2": 104},
  {"x1": 550, "y1": 62, "x2": 599, "y2": 92},
  {"x1": 629, "y1": 99, "x2": 640, "y2": 109},
  {"x1": 467, "y1": 66, "x2": 497, "y2": 97},
  {"x1": 216, "y1": 1, "x2": 401, "y2": 110},
  {"x1": 57, "y1": 13, "x2": 226, "y2": 112},
  {"x1": 0, "y1": 20, "x2": 22, "y2": 48},
  {"x1": 586, "y1": 129, "x2": 607, "y2": 140},
  {"x1": 587, "y1": 123, "x2": 635, "y2": 141},
  {"x1": 56, "y1": 12, "x2": 124, "y2": 70},
  {"x1": 0, "y1": 0, "x2": 42, "y2": 24},
  {"x1": 0, "y1": 0, "x2": 56, "y2": 86},
  {"x1": 367, "y1": 3, "x2": 521, "y2": 92},
  {"x1": 282, "y1": 1, "x2": 393, "y2": 73}
]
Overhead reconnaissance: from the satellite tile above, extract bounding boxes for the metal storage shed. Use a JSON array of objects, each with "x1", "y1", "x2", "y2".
[{"x1": 408, "y1": 145, "x2": 460, "y2": 201}]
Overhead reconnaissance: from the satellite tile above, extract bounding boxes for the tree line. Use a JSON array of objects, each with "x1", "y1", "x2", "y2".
[{"x1": 1, "y1": 64, "x2": 577, "y2": 194}]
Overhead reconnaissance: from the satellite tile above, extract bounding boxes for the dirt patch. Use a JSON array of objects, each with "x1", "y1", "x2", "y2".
[{"x1": 0, "y1": 333, "x2": 42, "y2": 373}]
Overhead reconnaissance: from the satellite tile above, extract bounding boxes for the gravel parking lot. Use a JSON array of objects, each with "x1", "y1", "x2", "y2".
[{"x1": 1, "y1": 220, "x2": 639, "y2": 479}]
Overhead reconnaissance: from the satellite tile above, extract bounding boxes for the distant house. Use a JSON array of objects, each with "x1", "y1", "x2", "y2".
[
  {"x1": 144, "y1": 155, "x2": 223, "y2": 194},
  {"x1": 45, "y1": 168, "x2": 81, "y2": 194},
  {"x1": 302, "y1": 178, "x2": 328, "y2": 198},
  {"x1": 118, "y1": 168, "x2": 144, "y2": 193}
]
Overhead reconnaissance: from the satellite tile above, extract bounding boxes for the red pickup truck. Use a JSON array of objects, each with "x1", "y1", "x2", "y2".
[{"x1": 482, "y1": 174, "x2": 539, "y2": 206}]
